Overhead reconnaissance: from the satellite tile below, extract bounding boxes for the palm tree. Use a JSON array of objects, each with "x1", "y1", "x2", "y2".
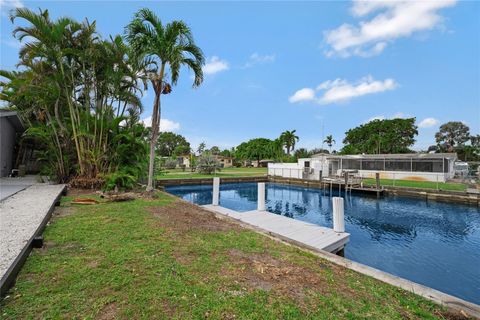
[
  {"x1": 280, "y1": 130, "x2": 299, "y2": 155},
  {"x1": 126, "y1": 8, "x2": 205, "y2": 191},
  {"x1": 323, "y1": 135, "x2": 335, "y2": 153}
]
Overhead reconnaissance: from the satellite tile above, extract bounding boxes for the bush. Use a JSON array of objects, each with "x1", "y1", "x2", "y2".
[
  {"x1": 103, "y1": 171, "x2": 136, "y2": 192},
  {"x1": 196, "y1": 153, "x2": 221, "y2": 174},
  {"x1": 164, "y1": 158, "x2": 177, "y2": 170}
]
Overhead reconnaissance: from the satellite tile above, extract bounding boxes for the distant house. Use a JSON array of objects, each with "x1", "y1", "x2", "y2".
[
  {"x1": 268, "y1": 153, "x2": 458, "y2": 182},
  {"x1": 0, "y1": 111, "x2": 24, "y2": 177},
  {"x1": 176, "y1": 155, "x2": 191, "y2": 168},
  {"x1": 214, "y1": 155, "x2": 233, "y2": 168}
]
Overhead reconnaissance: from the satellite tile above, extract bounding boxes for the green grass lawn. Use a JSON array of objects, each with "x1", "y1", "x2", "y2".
[
  {"x1": 0, "y1": 192, "x2": 460, "y2": 319},
  {"x1": 157, "y1": 167, "x2": 267, "y2": 180},
  {"x1": 363, "y1": 178, "x2": 467, "y2": 192}
]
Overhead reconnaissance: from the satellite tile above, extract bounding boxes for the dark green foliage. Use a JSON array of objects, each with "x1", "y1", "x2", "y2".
[
  {"x1": 236, "y1": 138, "x2": 275, "y2": 162},
  {"x1": 157, "y1": 132, "x2": 191, "y2": 156},
  {"x1": 435, "y1": 121, "x2": 470, "y2": 151},
  {"x1": 342, "y1": 118, "x2": 418, "y2": 154},
  {"x1": 103, "y1": 171, "x2": 136, "y2": 191},
  {"x1": 279, "y1": 130, "x2": 299, "y2": 154}
]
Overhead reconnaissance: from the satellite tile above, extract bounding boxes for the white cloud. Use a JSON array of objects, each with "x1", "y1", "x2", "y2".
[
  {"x1": 0, "y1": 0, "x2": 23, "y2": 16},
  {"x1": 364, "y1": 112, "x2": 410, "y2": 124},
  {"x1": 290, "y1": 76, "x2": 397, "y2": 105},
  {"x1": 418, "y1": 117, "x2": 440, "y2": 128},
  {"x1": 288, "y1": 88, "x2": 316, "y2": 103},
  {"x1": 324, "y1": 0, "x2": 457, "y2": 57},
  {"x1": 244, "y1": 52, "x2": 275, "y2": 68},
  {"x1": 141, "y1": 116, "x2": 180, "y2": 132},
  {"x1": 319, "y1": 76, "x2": 396, "y2": 104},
  {"x1": 202, "y1": 56, "x2": 229, "y2": 75}
]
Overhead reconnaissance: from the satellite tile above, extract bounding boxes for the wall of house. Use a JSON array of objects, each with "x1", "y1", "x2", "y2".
[
  {"x1": 0, "y1": 118, "x2": 16, "y2": 177},
  {"x1": 355, "y1": 170, "x2": 448, "y2": 182}
]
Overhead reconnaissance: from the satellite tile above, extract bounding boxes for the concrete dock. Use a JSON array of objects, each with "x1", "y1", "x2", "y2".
[
  {"x1": 0, "y1": 183, "x2": 66, "y2": 296},
  {"x1": 203, "y1": 204, "x2": 349, "y2": 254}
]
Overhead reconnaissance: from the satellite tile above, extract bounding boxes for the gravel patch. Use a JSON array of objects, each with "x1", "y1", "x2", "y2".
[{"x1": 0, "y1": 184, "x2": 65, "y2": 283}]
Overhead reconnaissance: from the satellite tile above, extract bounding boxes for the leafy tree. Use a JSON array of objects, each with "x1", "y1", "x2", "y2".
[
  {"x1": 3, "y1": 8, "x2": 148, "y2": 186},
  {"x1": 342, "y1": 118, "x2": 418, "y2": 154},
  {"x1": 280, "y1": 130, "x2": 299, "y2": 154},
  {"x1": 220, "y1": 148, "x2": 233, "y2": 157},
  {"x1": 126, "y1": 8, "x2": 205, "y2": 191},
  {"x1": 294, "y1": 148, "x2": 309, "y2": 159},
  {"x1": 157, "y1": 132, "x2": 190, "y2": 156},
  {"x1": 435, "y1": 121, "x2": 470, "y2": 152},
  {"x1": 323, "y1": 135, "x2": 335, "y2": 153},
  {"x1": 197, "y1": 142, "x2": 206, "y2": 155},
  {"x1": 236, "y1": 138, "x2": 274, "y2": 163},
  {"x1": 209, "y1": 146, "x2": 221, "y2": 155},
  {"x1": 309, "y1": 148, "x2": 330, "y2": 155}
]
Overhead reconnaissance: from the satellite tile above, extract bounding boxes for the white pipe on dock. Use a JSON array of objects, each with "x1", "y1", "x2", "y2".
[
  {"x1": 258, "y1": 182, "x2": 266, "y2": 211},
  {"x1": 332, "y1": 197, "x2": 345, "y2": 233},
  {"x1": 212, "y1": 177, "x2": 220, "y2": 206}
]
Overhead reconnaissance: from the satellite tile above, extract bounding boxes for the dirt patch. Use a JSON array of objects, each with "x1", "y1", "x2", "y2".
[
  {"x1": 97, "y1": 302, "x2": 117, "y2": 320},
  {"x1": 225, "y1": 249, "x2": 336, "y2": 301},
  {"x1": 149, "y1": 200, "x2": 239, "y2": 235}
]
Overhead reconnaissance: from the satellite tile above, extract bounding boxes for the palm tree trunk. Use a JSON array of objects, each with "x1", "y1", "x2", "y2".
[{"x1": 146, "y1": 63, "x2": 166, "y2": 191}]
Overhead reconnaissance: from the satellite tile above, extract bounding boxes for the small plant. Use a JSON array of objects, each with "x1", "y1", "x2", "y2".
[{"x1": 196, "y1": 153, "x2": 221, "y2": 174}]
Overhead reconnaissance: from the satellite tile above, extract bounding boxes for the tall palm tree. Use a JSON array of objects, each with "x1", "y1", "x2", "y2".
[
  {"x1": 280, "y1": 130, "x2": 299, "y2": 155},
  {"x1": 126, "y1": 8, "x2": 204, "y2": 191},
  {"x1": 324, "y1": 135, "x2": 335, "y2": 153}
]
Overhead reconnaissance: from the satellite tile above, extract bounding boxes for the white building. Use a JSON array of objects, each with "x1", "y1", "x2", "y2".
[{"x1": 268, "y1": 153, "x2": 458, "y2": 183}]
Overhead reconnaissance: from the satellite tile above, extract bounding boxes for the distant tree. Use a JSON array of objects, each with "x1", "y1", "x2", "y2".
[
  {"x1": 470, "y1": 135, "x2": 479, "y2": 146},
  {"x1": 294, "y1": 148, "x2": 309, "y2": 159},
  {"x1": 280, "y1": 130, "x2": 299, "y2": 154},
  {"x1": 197, "y1": 142, "x2": 206, "y2": 155},
  {"x1": 309, "y1": 148, "x2": 330, "y2": 155},
  {"x1": 209, "y1": 146, "x2": 221, "y2": 155},
  {"x1": 236, "y1": 138, "x2": 274, "y2": 163},
  {"x1": 173, "y1": 144, "x2": 191, "y2": 156},
  {"x1": 157, "y1": 132, "x2": 190, "y2": 156},
  {"x1": 269, "y1": 138, "x2": 285, "y2": 161},
  {"x1": 342, "y1": 118, "x2": 418, "y2": 154},
  {"x1": 196, "y1": 152, "x2": 221, "y2": 174},
  {"x1": 435, "y1": 122, "x2": 470, "y2": 152},
  {"x1": 220, "y1": 148, "x2": 233, "y2": 157},
  {"x1": 323, "y1": 135, "x2": 335, "y2": 153}
]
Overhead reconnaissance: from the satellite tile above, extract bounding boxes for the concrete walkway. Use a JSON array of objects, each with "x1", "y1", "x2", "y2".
[
  {"x1": 0, "y1": 183, "x2": 66, "y2": 296},
  {"x1": 203, "y1": 204, "x2": 349, "y2": 253},
  {"x1": 0, "y1": 176, "x2": 39, "y2": 201}
]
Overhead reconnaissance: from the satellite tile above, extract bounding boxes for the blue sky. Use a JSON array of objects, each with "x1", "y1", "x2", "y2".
[{"x1": 1, "y1": 0, "x2": 479, "y2": 151}]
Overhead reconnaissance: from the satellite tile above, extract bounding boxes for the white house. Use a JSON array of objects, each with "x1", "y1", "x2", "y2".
[{"x1": 268, "y1": 153, "x2": 458, "y2": 183}]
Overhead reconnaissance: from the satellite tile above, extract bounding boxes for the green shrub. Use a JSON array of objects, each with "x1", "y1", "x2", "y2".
[
  {"x1": 164, "y1": 158, "x2": 177, "y2": 169},
  {"x1": 196, "y1": 153, "x2": 221, "y2": 174},
  {"x1": 104, "y1": 171, "x2": 136, "y2": 191}
]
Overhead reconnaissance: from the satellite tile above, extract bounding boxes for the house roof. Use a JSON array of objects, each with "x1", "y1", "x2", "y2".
[
  {"x1": 312, "y1": 153, "x2": 457, "y2": 160},
  {"x1": 0, "y1": 110, "x2": 24, "y2": 132}
]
